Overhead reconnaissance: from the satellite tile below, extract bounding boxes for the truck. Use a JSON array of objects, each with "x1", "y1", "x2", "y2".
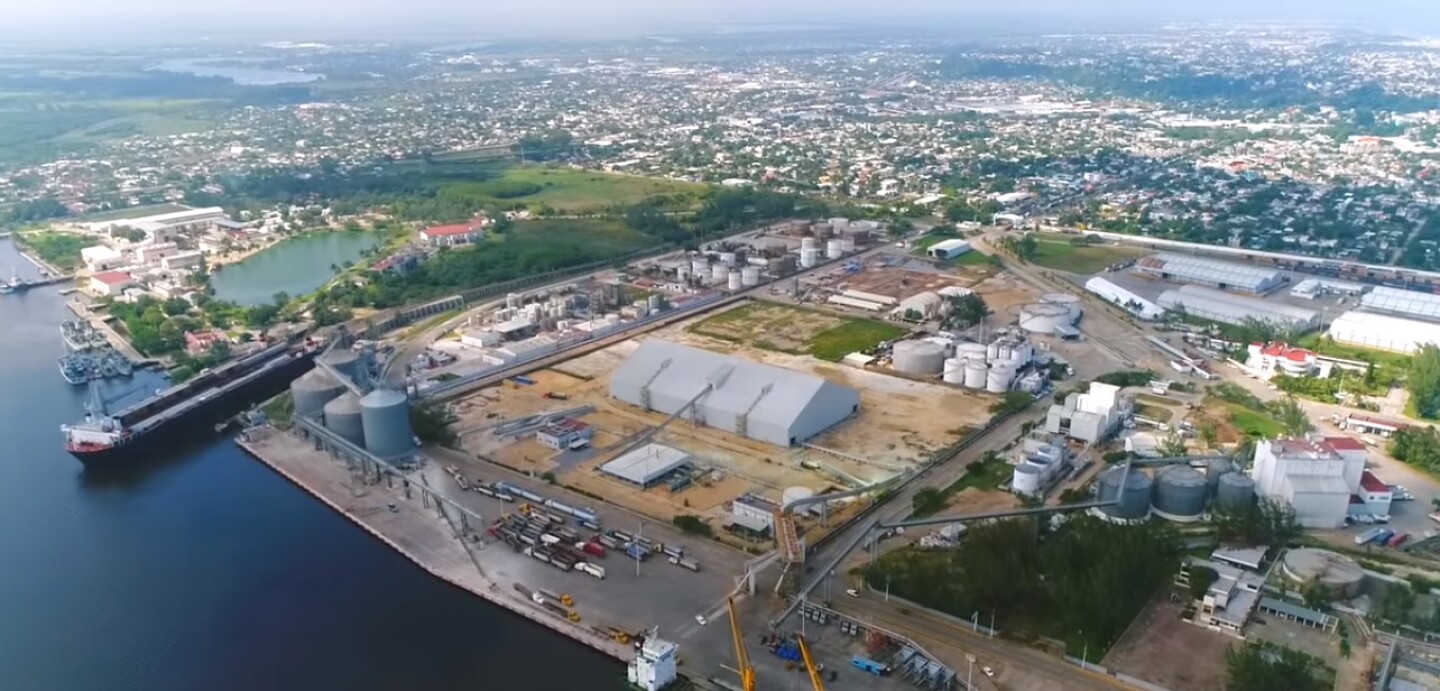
[
  {"x1": 625, "y1": 543, "x2": 651, "y2": 561},
  {"x1": 538, "y1": 589, "x2": 574, "y2": 607},
  {"x1": 851, "y1": 656, "x2": 889, "y2": 676},
  {"x1": 1388, "y1": 532, "x2": 1410, "y2": 548},
  {"x1": 578, "y1": 562, "x2": 606, "y2": 580},
  {"x1": 1355, "y1": 527, "x2": 1385, "y2": 545},
  {"x1": 669, "y1": 556, "x2": 700, "y2": 572},
  {"x1": 597, "y1": 534, "x2": 620, "y2": 549},
  {"x1": 581, "y1": 542, "x2": 606, "y2": 558},
  {"x1": 1372, "y1": 529, "x2": 1395, "y2": 546},
  {"x1": 579, "y1": 520, "x2": 602, "y2": 532},
  {"x1": 540, "y1": 534, "x2": 561, "y2": 546},
  {"x1": 661, "y1": 544, "x2": 684, "y2": 559}
]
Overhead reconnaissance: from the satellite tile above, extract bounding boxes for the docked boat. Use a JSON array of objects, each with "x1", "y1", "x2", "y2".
[{"x1": 58, "y1": 356, "x2": 88, "y2": 386}]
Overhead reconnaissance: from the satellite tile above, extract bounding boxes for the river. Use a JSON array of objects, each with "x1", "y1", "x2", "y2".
[
  {"x1": 152, "y1": 59, "x2": 325, "y2": 86},
  {"x1": 211, "y1": 231, "x2": 382, "y2": 306},
  {"x1": 0, "y1": 238, "x2": 618, "y2": 691}
]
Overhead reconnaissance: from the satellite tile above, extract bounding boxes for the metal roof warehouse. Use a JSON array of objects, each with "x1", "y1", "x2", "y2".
[{"x1": 1134, "y1": 252, "x2": 1284, "y2": 294}]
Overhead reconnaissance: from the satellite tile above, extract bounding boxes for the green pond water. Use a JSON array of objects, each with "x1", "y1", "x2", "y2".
[{"x1": 211, "y1": 232, "x2": 381, "y2": 306}]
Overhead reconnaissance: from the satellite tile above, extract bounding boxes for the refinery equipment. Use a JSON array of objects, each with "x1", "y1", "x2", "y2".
[
  {"x1": 800, "y1": 248, "x2": 820, "y2": 268},
  {"x1": 1152, "y1": 465, "x2": 1207, "y2": 521},
  {"x1": 891, "y1": 340, "x2": 947, "y2": 375},
  {"x1": 1216, "y1": 472, "x2": 1256, "y2": 511},
  {"x1": 955, "y1": 342, "x2": 989, "y2": 363},
  {"x1": 986, "y1": 363, "x2": 1017, "y2": 393},
  {"x1": 727, "y1": 597, "x2": 756, "y2": 691},
  {"x1": 826, "y1": 239, "x2": 843, "y2": 259},
  {"x1": 742, "y1": 266, "x2": 761, "y2": 286},
  {"x1": 290, "y1": 368, "x2": 347, "y2": 418},
  {"x1": 360, "y1": 389, "x2": 415, "y2": 458},
  {"x1": 1098, "y1": 466, "x2": 1152, "y2": 520},
  {"x1": 323, "y1": 392, "x2": 365, "y2": 446}
]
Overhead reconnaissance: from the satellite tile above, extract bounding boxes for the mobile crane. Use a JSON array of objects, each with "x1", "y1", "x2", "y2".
[
  {"x1": 727, "y1": 597, "x2": 756, "y2": 691},
  {"x1": 796, "y1": 634, "x2": 827, "y2": 691}
]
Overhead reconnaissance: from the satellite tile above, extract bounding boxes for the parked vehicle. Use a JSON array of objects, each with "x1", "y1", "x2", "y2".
[
  {"x1": 851, "y1": 656, "x2": 889, "y2": 676},
  {"x1": 1355, "y1": 527, "x2": 1385, "y2": 545}
]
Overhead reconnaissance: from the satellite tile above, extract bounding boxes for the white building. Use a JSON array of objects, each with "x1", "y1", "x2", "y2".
[
  {"x1": 536, "y1": 419, "x2": 593, "y2": 450},
  {"x1": 730, "y1": 494, "x2": 780, "y2": 536},
  {"x1": 1010, "y1": 434, "x2": 1069, "y2": 497},
  {"x1": 160, "y1": 251, "x2": 203, "y2": 272},
  {"x1": 88, "y1": 271, "x2": 134, "y2": 296},
  {"x1": 895, "y1": 291, "x2": 944, "y2": 320},
  {"x1": 1176, "y1": 558, "x2": 1264, "y2": 637},
  {"x1": 1084, "y1": 276, "x2": 1165, "y2": 320},
  {"x1": 1158, "y1": 285, "x2": 1320, "y2": 331},
  {"x1": 927, "y1": 239, "x2": 971, "y2": 260},
  {"x1": 1045, "y1": 382, "x2": 1127, "y2": 443},
  {"x1": 1251, "y1": 439, "x2": 1365, "y2": 529},
  {"x1": 1245, "y1": 342, "x2": 1332, "y2": 380},
  {"x1": 130, "y1": 242, "x2": 178, "y2": 264},
  {"x1": 1327, "y1": 310, "x2": 1440, "y2": 354},
  {"x1": 86, "y1": 207, "x2": 230, "y2": 242},
  {"x1": 81, "y1": 245, "x2": 125, "y2": 272},
  {"x1": 626, "y1": 637, "x2": 678, "y2": 691},
  {"x1": 1134, "y1": 252, "x2": 1284, "y2": 294},
  {"x1": 420, "y1": 223, "x2": 483, "y2": 247}
]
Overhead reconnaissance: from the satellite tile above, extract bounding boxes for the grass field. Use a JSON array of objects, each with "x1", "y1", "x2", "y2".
[
  {"x1": 691, "y1": 301, "x2": 907, "y2": 361},
  {"x1": 808, "y1": 319, "x2": 908, "y2": 360},
  {"x1": 1227, "y1": 405, "x2": 1285, "y2": 438},
  {"x1": 80, "y1": 203, "x2": 193, "y2": 222},
  {"x1": 945, "y1": 454, "x2": 1011, "y2": 493},
  {"x1": 505, "y1": 217, "x2": 650, "y2": 254},
  {"x1": 13, "y1": 230, "x2": 97, "y2": 270},
  {"x1": 1028, "y1": 237, "x2": 1148, "y2": 274},
  {"x1": 440, "y1": 166, "x2": 703, "y2": 214}
]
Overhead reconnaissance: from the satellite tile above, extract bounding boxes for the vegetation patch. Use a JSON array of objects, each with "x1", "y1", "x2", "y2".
[
  {"x1": 807, "y1": 319, "x2": 908, "y2": 361},
  {"x1": 1226, "y1": 405, "x2": 1286, "y2": 438},
  {"x1": 1025, "y1": 236, "x2": 1147, "y2": 274},
  {"x1": 13, "y1": 230, "x2": 96, "y2": 270},
  {"x1": 691, "y1": 302, "x2": 905, "y2": 361}
]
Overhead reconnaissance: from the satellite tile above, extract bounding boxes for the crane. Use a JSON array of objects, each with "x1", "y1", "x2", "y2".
[
  {"x1": 796, "y1": 634, "x2": 827, "y2": 691},
  {"x1": 727, "y1": 597, "x2": 756, "y2": 691}
]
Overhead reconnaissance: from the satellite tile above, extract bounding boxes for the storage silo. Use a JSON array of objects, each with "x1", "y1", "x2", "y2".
[
  {"x1": 892, "y1": 340, "x2": 946, "y2": 375},
  {"x1": 801, "y1": 237, "x2": 818, "y2": 252},
  {"x1": 942, "y1": 358, "x2": 966, "y2": 385},
  {"x1": 711, "y1": 264, "x2": 729, "y2": 284},
  {"x1": 1152, "y1": 465, "x2": 1208, "y2": 522},
  {"x1": 360, "y1": 389, "x2": 414, "y2": 458},
  {"x1": 1098, "y1": 466, "x2": 1152, "y2": 520},
  {"x1": 1018, "y1": 303, "x2": 1073, "y2": 334},
  {"x1": 1216, "y1": 472, "x2": 1256, "y2": 511},
  {"x1": 826, "y1": 239, "x2": 844, "y2": 259},
  {"x1": 1012, "y1": 464, "x2": 1041, "y2": 495},
  {"x1": 840, "y1": 236, "x2": 857, "y2": 253},
  {"x1": 742, "y1": 266, "x2": 761, "y2": 286},
  {"x1": 676, "y1": 264, "x2": 691, "y2": 283},
  {"x1": 800, "y1": 248, "x2": 820, "y2": 268},
  {"x1": 814, "y1": 222, "x2": 835, "y2": 239},
  {"x1": 290, "y1": 368, "x2": 347, "y2": 419},
  {"x1": 718, "y1": 251, "x2": 737, "y2": 266},
  {"x1": 1206, "y1": 457, "x2": 1233, "y2": 492},
  {"x1": 1009, "y1": 340, "x2": 1035, "y2": 367},
  {"x1": 691, "y1": 257, "x2": 709, "y2": 276},
  {"x1": 323, "y1": 349, "x2": 361, "y2": 383},
  {"x1": 963, "y1": 360, "x2": 988, "y2": 389},
  {"x1": 323, "y1": 392, "x2": 365, "y2": 447},
  {"x1": 986, "y1": 363, "x2": 1016, "y2": 393},
  {"x1": 1042, "y1": 293, "x2": 1083, "y2": 323},
  {"x1": 955, "y1": 342, "x2": 989, "y2": 363}
]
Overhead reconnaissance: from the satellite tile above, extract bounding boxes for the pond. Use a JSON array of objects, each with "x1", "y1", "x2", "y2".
[{"x1": 210, "y1": 232, "x2": 381, "y2": 306}]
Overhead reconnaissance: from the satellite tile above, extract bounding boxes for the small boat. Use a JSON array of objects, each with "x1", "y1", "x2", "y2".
[
  {"x1": 115, "y1": 358, "x2": 134, "y2": 377},
  {"x1": 100, "y1": 359, "x2": 118, "y2": 378},
  {"x1": 58, "y1": 356, "x2": 88, "y2": 386}
]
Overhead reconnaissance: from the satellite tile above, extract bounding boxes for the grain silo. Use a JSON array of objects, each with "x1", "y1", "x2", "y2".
[
  {"x1": 963, "y1": 360, "x2": 988, "y2": 389},
  {"x1": 1216, "y1": 472, "x2": 1256, "y2": 511},
  {"x1": 1042, "y1": 293, "x2": 1083, "y2": 323},
  {"x1": 323, "y1": 392, "x2": 365, "y2": 447},
  {"x1": 1152, "y1": 465, "x2": 1207, "y2": 522},
  {"x1": 1098, "y1": 466, "x2": 1152, "y2": 520},
  {"x1": 290, "y1": 368, "x2": 346, "y2": 419},
  {"x1": 360, "y1": 389, "x2": 415, "y2": 458},
  {"x1": 986, "y1": 363, "x2": 1016, "y2": 393},
  {"x1": 1206, "y1": 457, "x2": 1233, "y2": 492},
  {"x1": 323, "y1": 349, "x2": 361, "y2": 383},
  {"x1": 892, "y1": 340, "x2": 947, "y2": 375},
  {"x1": 942, "y1": 358, "x2": 966, "y2": 385},
  {"x1": 1018, "y1": 303, "x2": 1074, "y2": 335}
]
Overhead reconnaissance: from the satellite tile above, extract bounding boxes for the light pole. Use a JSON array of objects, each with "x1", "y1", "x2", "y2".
[
  {"x1": 884, "y1": 576, "x2": 891, "y2": 602},
  {"x1": 966, "y1": 653, "x2": 975, "y2": 691}
]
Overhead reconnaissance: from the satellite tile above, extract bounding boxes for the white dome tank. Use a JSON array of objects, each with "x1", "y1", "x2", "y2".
[
  {"x1": 942, "y1": 358, "x2": 966, "y2": 384},
  {"x1": 963, "y1": 360, "x2": 988, "y2": 389},
  {"x1": 1042, "y1": 293, "x2": 1083, "y2": 322},
  {"x1": 955, "y1": 342, "x2": 989, "y2": 363},
  {"x1": 742, "y1": 266, "x2": 761, "y2": 286},
  {"x1": 1019, "y1": 303, "x2": 1073, "y2": 334},
  {"x1": 728, "y1": 270, "x2": 743, "y2": 291},
  {"x1": 892, "y1": 340, "x2": 947, "y2": 375},
  {"x1": 1012, "y1": 464, "x2": 1041, "y2": 495},
  {"x1": 986, "y1": 363, "x2": 1017, "y2": 393},
  {"x1": 360, "y1": 389, "x2": 415, "y2": 459},
  {"x1": 826, "y1": 239, "x2": 843, "y2": 259},
  {"x1": 782, "y1": 486, "x2": 815, "y2": 513}
]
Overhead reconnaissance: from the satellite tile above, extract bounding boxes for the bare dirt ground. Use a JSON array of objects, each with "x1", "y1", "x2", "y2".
[
  {"x1": 1104, "y1": 592, "x2": 1232, "y2": 691},
  {"x1": 974, "y1": 273, "x2": 1046, "y2": 321},
  {"x1": 690, "y1": 301, "x2": 845, "y2": 352},
  {"x1": 835, "y1": 264, "x2": 973, "y2": 300}
]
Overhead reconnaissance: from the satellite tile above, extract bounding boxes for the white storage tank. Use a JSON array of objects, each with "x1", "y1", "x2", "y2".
[
  {"x1": 800, "y1": 248, "x2": 820, "y2": 268},
  {"x1": 942, "y1": 358, "x2": 966, "y2": 385},
  {"x1": 633, "y1": 299, "x2": 650, "y2": 318},
  {"x1": 711, "y1": 264, "x2": 729, "y2": 284},
  {"x1": 826, "y1": 239, "x2": 843, "y2": 259},
  {"x1": 727, "y1": 270, "x2": 743, "y2": 291},
  {"x1": 986, "y1": 363, "x2": 1016, "y2": 393},
  {"x1": 892, "y1": 340, "x2": 947, "y2": 375},
  {"x1": 963, "y1": 360, "x2": 988, "y2": 389},
  {"x1": 323, "y1": 392, "x2": 365, "y2": 447},
  {"x1": 986, "y1": 341, "x2": 1002, "y2": 362},
  {"x1": 1012, "y1": 464, "x2": 1041, "y2": 495},
  {"x1": 676, "y1": 265, "x2": 691, "y2": 283},
  {"x1": 291, "y1": 369, "x2": 347, "y2": 419},
  {"x1": 955, "y1": 342, "x2": 989, "y2": 363},
  {"x1": 840, "y1": 236, "x2": 857, "y2": 253},
  {"x1": 506, "y1": 293, "x2": 520, "y2": 309},
  {"x1": 691, "y1": 257, "x2": 709, "y2": 276},
  {"x1": 741, "y1": 266, "x2": 761, "y2": 286},
  {"x1": 1010, "y1": 340, "x2": 1035, "y2": 367},
  {"x1": 360, "y1": 389, "x2": 415, "y2": 458},
  {"x1": 648, "y1": 294, "x2": 662, "y2": 313},
  {"x1": 1042, "y1": 293, "x2": 1083, "y2": 323},
  {"x1": 801, "y1": 237, "x2": 818, "y2": 251},
  {"x1": 1018, "y1": 303, "x2": 1074, "y2": 334},
  {"x1": 719, "y1": 251, "x2": 737, "y2": 266}
]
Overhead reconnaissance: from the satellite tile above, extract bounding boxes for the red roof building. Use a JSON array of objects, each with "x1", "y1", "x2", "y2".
[
  {"x1": 420, "y1": 223, "x2": 483, "y2": 247},
  {"x1": 1359, "y1": 470, "x2": 1390, "y2": 494},
  {"x1": 88, "y1": 271, "x2": 134, "y2": 296},
  {"x1": 1246, "y1": 342, "x2": 1319, "y2": 379},
  {"x1": 184, "y1": 329, "x2": 230, "y2": 356}
]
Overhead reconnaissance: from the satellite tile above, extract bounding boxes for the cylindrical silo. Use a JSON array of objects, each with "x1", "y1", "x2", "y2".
[
  {"x1": 986, "y1": 363, "x2": 1016, "y2": 393},
  {"x1": 506, "y1": 293, "x2": 520, "y2": 309},
  {"x1": 800, "y1": 248, "x2": 820, "y2": 268},
  {"x1": 767, "y1": 257, "x2": 787, "y2": 276},
  {"x1": 964, "y1": 360, "x2": 988, "y2": 389},
  {"x1": 323, "y1": 349, "x2": 361, "y2": 382},
  {"x1": 718, "y1": 251, "x2": 737, "y2": 266},
  {"x1": 840, "y1": 236, "x2": 856, "y2": 253},
  {"x1": 360, "y1": 389, "x2": 414, "y2": 458},
  {"x1": 1010, "y1": 340, "x2": 1035, "y2": 367},
  {"x1": 1042, "y1": 293, "x2": 1083, "y2": 323},
  {"x1": 691, "y1": 257, "x2": 709, "y2": 276},
  {"x1": 676, "y1": 264, "x2": 691, "y2": 283},
  {"x1": 791, "y1": 220, "x2": 811, "y2": 235},
  {"x1": 632, "y1": 299, "x2": 650, "y2": 318},
  {"x1": 814, "y1": 223, "x2": 834, "y2": 239},
  {"x1": 956, "y1": 342, "x2": 989, "y2": 363},
  {"x1": 1153, "y1": 465, "x2": 1208, "y2": 522},
  {"x1": 990, "y1": 341, "x2": 1013, "y2": 364},
  {"x1": 801, "y1": 237, "x2": 818, "y2": 251},
  {"x1": 1012, "y1": 465, "x2": 1041, "y2": 495},
  {"x1": 1216, "y1": 472, "x2": 1256, "y2": 512},
  {"x1": 727, "y1": 270, "x2": 743, "y2": 291},
  {"x1": 892, "y1": 340, "x2": 946, "y2": 375},
  {"x1": 711, "y1": 264, "x2": 729, "y2": 284},
  {"x1": 323, "y1": 392, "x2": 365, "y2": 447},
  {"x1": 1206, "y1": 457, "x2": 1233, "y2": 492},
  {"x1": 742, "y1": 266, "x2": 761, "y2": 286},
  {"x1": 1018, "y1": 303, "x2": 1073, "y2": 335},
  {"x1": 290, "y1": 368, "x2": 346, "y2": 419},
  {"x1": 1099, "y1": 466, "x2": 1152, "y2": 520},
  {"x1": 826, "y1": 239, "x2": 843, "y2": 259},
  {"x1": 942, "y1": 358, "x2": 965, "y2": 385}
]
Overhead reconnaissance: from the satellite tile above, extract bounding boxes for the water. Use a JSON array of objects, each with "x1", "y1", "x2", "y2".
[
  {"x1": 0, "y1": 238, "x2": 619, "y2": 691},
  {"x1": 152, "y1": 59, "x2": 325, "y2": 85},
  {"x1": 211, "y1": 232, "x2": 381, "y2": 306}
]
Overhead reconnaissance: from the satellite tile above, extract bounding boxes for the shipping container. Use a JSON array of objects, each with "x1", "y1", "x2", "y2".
[
  {"x1": 510, "y1": 376, "x2": 537, "y2": 386},
  {"x1": 851, "y1": 656, "x2": 889, "y2": 676},
  {"x1": 519, "y1": 533, "x2": 537, "y2": 546},
  {"x1": 582, "y1": 542, "x2": 606, "y2": 558},
  {"x1": 668, "y1": 556, "x2": 700, "y2": 572},
  {"x1": 579, "y1": 563, "x2": 606, "y2": 580}
]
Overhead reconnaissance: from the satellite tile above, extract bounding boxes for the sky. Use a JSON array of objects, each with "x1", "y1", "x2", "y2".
[{"x1": 4, "y1": 0, "x2": 1439, "y2": 42}]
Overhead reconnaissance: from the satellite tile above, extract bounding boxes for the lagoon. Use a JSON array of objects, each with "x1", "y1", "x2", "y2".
[{"x1": 211, "y1": 231, "x2": 381, "y2": 306}]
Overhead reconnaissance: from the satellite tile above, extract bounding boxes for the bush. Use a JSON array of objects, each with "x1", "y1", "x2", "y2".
[
  {"x1": 1094, "y1": 370, "x2": 1155, "y2": 388},
  {"x1": 912, "y1": 487, "x2": 947, "y2": 517},
  {"x1": 672, "y1": 514, "x2": 712, "y2": 537}
]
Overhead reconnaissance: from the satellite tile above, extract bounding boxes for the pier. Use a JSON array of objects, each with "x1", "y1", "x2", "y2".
[{"x1": 66, "y1": 300, "x2": 152, "y2": 364}]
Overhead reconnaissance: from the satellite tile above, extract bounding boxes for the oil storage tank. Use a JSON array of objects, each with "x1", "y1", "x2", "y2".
[
  {"x1": 1098, "y1": 466, "x2": 1152, "y2": 520},
  {"x1": 892, "y1": 340, "x2": 946, "y2": 375},
  {"x1": 942, "y1": 358, "x2": 965, "y2": 385},
  {"x1": 361, "y1": 389, "x2": 415, "y2": 459},
  {"x1": 986, "y1": 363, "x2": 1016, "y2": 393},
  {"x1": 323, "y1": 392, "x2": 365, "y2": 447},
  {"x1": 963, "y1": 360, "x2": 988, "y2": 389},
  {"x1": 742, "y1": 266, "x2": 761, "y2": 286},
  {"x1": 1042, "y1": 293, "x2": 1083, "y2": 323},
  {"x1": 1216, "y1": 472, "x2": 1256, "y2": 511},
  {"x1": 1018, "y1": 303, "x2": 1074, "y2": 335},
  {"x1": 291, "y1": 369, "x2": 346, "y2": 419},
  {"x1": 955, "y1": 342, "x2": 989, "y2": 363},
  {"x1": 1152, "y1": 465, "x2": 1207, "y2": 522},
  {"x1": 1281, "y1": 548, "x2": 1364, "y2": 599}
]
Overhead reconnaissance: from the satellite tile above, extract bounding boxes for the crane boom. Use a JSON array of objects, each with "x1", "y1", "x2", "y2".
[
  {"x1": 727, "y1": 597, "x2": 756, "y2": 691},
  {"x1": 796, "y1": 634, "x2": 826, "y2": 691}
]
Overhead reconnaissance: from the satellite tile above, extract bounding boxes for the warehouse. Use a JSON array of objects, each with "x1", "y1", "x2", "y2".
[
  {"x1": 1327, "y1": 310, "x2": 1440, "y2": 354},
  {"x1": 1359, "y1": 286, "x2": 1440, "y2": 323},
  {"x1": 926, "y1": 239, "x2": 971, "y2": 260},
  {"x1": 609, "y1": 339, "x2": 861, "y2": 447},
  {"x1": 1084, "y1": 276, "x2": 1165, "y2": 320},
  {"x1": 1157, "y1": 285, "x2": 1320, "y2": 331},
  {"x1": 600, "y1": 443, "x2": 693, "y2": 488},
  {"x1": 1133, "y1": 253, "x2": 1284, "y2": 294}
]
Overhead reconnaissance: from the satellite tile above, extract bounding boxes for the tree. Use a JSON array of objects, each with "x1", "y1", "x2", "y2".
[
  {"x1": 161, "y1": 297, "x2": 192, "y2": 317},
  {"x1": 672, "y1": 514, "x2": 713, "y2": 537},
  {"x1": 944, "y1": 294, "x2": 990, "y2": 330},
  {"x1": 409, "y1": 401, "x2": 457, "y2": 447},
  {"x1": 1198, "y1": 421, "x2": 1220, "y2": 450},
  {"x1": 1225, "y1": 644, "x2": 1329, "y2": 691},
  {"x1": 1268, "y1": 396, "x2": 1314, "y2": 436},
  {"x1": 1158, "y1": 433, "x2": 1188, "y2": 458},
  {"x1": 272, "y1": 291, "x2": 290, "y2": 307},
  {"x1": 1188, "y1": 566, "x2": 1219, "y2": 600},
  {"x1": 1409, "y1": 344, "x2": 1440, "y2": 419},
  {"x1": 1301, "y1": 577, "x2": 1334, "y2": 611},
  {"x1": 912, "y1": 487, "x2": 947, "y2": 517}
]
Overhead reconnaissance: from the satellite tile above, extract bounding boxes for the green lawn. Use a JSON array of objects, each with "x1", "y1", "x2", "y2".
[
  {"x1": 1027, "y1": 237, "x2": 1148, "y2": 275},
  {"x1": 504, "y1": 217, "x2": 651, "y2": 254},
  {"x1": 440, "y1": 166, "x2": 703, "y2": 214},
  {"x1": 808, "y1": 319, "x2": 908, "y2": 361},
  {"x1": 944, "y1": 454, "x2": 1012, "y2": 493},
  {"x1": 13, "y1": 230, "x2": 96, "y2": 270},
  {"x1": 1227, "y1": 405, "x2": 1285, "y2": 438},
  {"x1": 80, "y1": 203, "x2": 193, "y2": 222}
]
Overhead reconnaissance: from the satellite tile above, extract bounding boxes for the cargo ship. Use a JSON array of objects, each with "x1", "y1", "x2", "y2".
[{"x1": 62, "y1": 339, "x2": 319, "y2": 464}]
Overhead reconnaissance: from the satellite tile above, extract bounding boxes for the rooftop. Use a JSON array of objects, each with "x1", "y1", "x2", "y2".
[
  {"x1": 1270, "y1": 438, "x2": 1342, "y2": 460},
  {"x1": 422, "y1": 223, "x2": 481, "y2": 237},
  {"x1": 1321, "y1": 435, "x2": 1366, "y2": 452},
  {"x1": 1360, "y1": 470, "x2": 1391, "y2": 493},
  {"x1": 92, "y1": 271, "x2": 132, "y2": 285}
]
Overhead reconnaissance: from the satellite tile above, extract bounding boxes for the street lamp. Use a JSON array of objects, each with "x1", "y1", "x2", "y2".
[{"x1": 966, "y1": 653, "x2": 975, "y2": 691}]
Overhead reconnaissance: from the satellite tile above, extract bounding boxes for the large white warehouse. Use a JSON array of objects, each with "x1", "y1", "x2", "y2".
[
  {"x1": 1359, "y1": 286, "x2": 1440, "y2": 323},
  {"x1": 1157, "y1": 285, "x2": 1320, "y2": 331},
  {"x1": 1327, "y1": 310, "x2": 1440, "y2": 354},
  {"x1": 609, "y1": 340, "x2": 860, "y2": 447},
  {"x1": 1134, "y1": 253, "x2": 1284, "y2": 295},
  {"x1": 1085, "y1": 276, "x2": 1165, "y2": 320}
]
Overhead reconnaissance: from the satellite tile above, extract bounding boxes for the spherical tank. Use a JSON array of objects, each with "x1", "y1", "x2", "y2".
[
  {"x1": 1042, "y1": 293, "x2": 1083, "y2": 323},
  {"x1": 290, "y1": 368, "x2": 346, "y2": 419},
  {"x1": 1216, "y1": 472, "x2": 1256, "y2": 511},
  {"x1": 892, "y1": 340, "x2": 947, "y2": 375},
  {"x1": 826, "y1": 239, "x2": 843, "y2": 259},
  {"x1": 801, "y1": 236, "x2": 818, "y2": 251},
  {"x1": 963, "y1": 360, "x2": 988, "y2": 389},
  {"x1": 956, "y1": 342, "x2": 989, "y2": 363},
  {"x1": 986, "y1": 363, "x2": 1016, "y2": 393},
  {"x1": 323, "y1": 392, "x2": 365, "y2": 447},
  {"x1": 1099, "y1": 466, "x2": 1152, "y2": 520},
  {"x1": 1281, "y1": 549, "x2": 1364, "y2": 598},
  {"x1": 800, "y1": 248, "x2": 820, "y2": 268},
  {"x1": 942, "y1": 358, "x2": 966, "y2": 385},
  {"x1": 1153, "y1": 465, "x2": 1208, "y2": 521},
  {"x1": 360, "y1": 389, "x2": 415, "y2": 459},
  {"x1": 1018, "y1": 303, "x2": 1073, "y2": 335},
  {"x1": 742, "y1": 266, "x2": 761, "y2": 286},
  {"x1": 323, "y1": 349, "x2": 361, "y2": 382},
  {"x1": 727, "y1": 271, "x2": 743, "y2": 291},
  {"x1": 1012, "y1": 465, "x2": 1041, "y2": 494}
]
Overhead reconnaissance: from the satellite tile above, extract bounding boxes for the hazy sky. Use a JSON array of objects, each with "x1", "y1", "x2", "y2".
[{"x1": 5, "y1": 0, "x2": 1439, "y2": 42}]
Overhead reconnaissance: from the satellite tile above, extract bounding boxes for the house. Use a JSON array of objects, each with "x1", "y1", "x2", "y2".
[
  {"x1": 1246, "y1": 342, "x2": 1332, "y2": 380},
  {"x1": 536, "y1": 418, "x2": 593, "y2": 450},
  {"x1": 420, "y1": 223, "x2": 482, "y2": 247},
  {"x1": 88, "y1": 271, "x2": 134, "y2": 296},
  {"x1": 184, "y1": 329, "x2": 230, "y2": 356},
  {"x1": 161, "y1": 251, "x2": 204, "y2": 272},
  {"x1": 1175, "y1": 557, "x2": 1265, "y2": 637}
]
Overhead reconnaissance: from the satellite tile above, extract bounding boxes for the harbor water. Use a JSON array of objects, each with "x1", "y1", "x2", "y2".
[
  {"x1": 0, "y1": 238, "x2": 618, "y2": 691},
  {"x1": 210, "y1": 231, "x2": 382, "y2": 306}
]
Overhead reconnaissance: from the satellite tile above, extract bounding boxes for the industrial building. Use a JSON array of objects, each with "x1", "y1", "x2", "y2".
[
  {"x1": 728, "y1": 493, "x2": 780, "y2": 536},
  {"x1": 536, "y1": 418, "x2": 593, "y2": 450},
  {"x1": 626, "y1": 636, "x2": 678, "y2": 691},
  {"x1": 1175, "y1": 557, "x2": 1264, "y2": 637},
  {"x1": 1084, "y1": 276, "x2": 1165, "y2": 320},
  {"x1": 1045, "y1": 382, "x2": 1127, "y2": 444},
  {"x1": 1250, "y1": 439, "x2": 1367, "y2": 528},
  {"x1": 1157, "y1": 285, "x2": 1320, "y2": 331},
  {"x1": 926, "y1": 239, "x2": 971, "y2": 260},
  {"x1": 1244, "y1": 342, "x2": 1330, "y2": 380},
  {"x1": 1359, "y1": 286, "x2": 1440, "y2": 323},
  {"x1": 1009, "y1": 434, "x2": 1069, "y2": 497},
  {"x1": 1326, "y1": 310, "x2": 1440, "y2": 354},
  {"x1": 1289, "y1": 277, "x2": 1368, "y2": 300},
  {"x1": 83, "y1": 206, "x2": 232, "y2": 241},
  {"x1": 599, "y1": 443, "x2": 692, "y2": 488},
  {"x1": 1133, "y1": 252, "x2": 1285, "y2": 294},
  {"x1": 609, "y1": 340, "x2": 860, "y2": 448}
]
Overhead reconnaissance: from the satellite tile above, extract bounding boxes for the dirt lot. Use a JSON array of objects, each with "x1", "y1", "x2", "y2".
[
  {"x1": 1103, "y1": 591, "x2": 1233, "y2": 691},
  {"x1": 690, "y1": 301, "x2": 847, "y2": 353}
]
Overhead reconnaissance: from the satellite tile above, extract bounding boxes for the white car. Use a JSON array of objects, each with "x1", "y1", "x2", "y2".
[
  {"x1": 695, "y1": 614, "x2": 708, "y2": 626},
  {"x1": 983, "y1": 666, "x2": 995, "y2": 678},
  {"x1": 845, "y1": 589, "x2": 861, "y2": 598}
]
